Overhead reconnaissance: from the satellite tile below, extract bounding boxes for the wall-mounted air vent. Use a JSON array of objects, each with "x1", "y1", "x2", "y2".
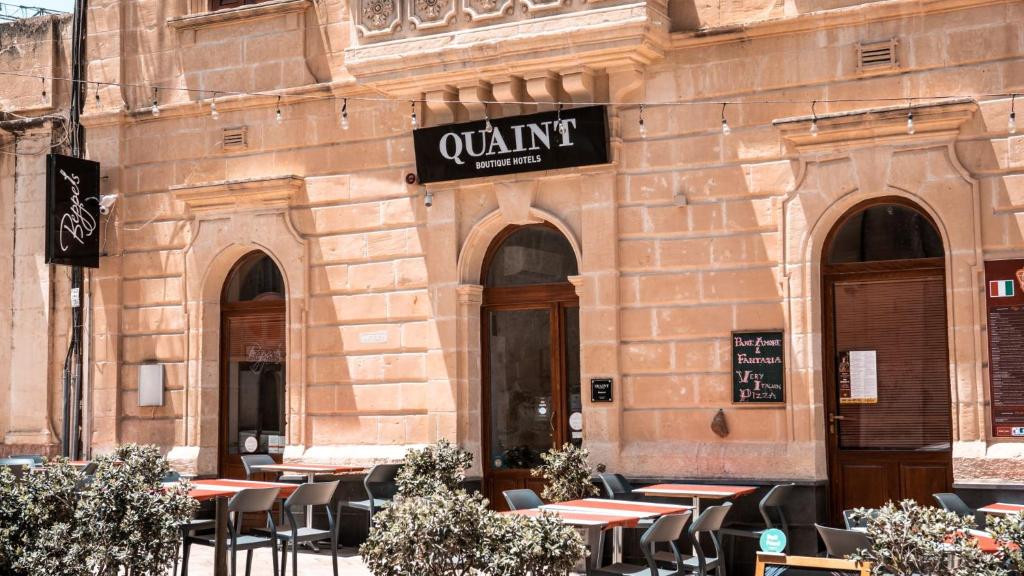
[
  {"x1": 222, "y1": 126, "x2": 247, "y2": 150},
  {"x1": 857, "y1": 39, "x2": 899, "y2": 74}
]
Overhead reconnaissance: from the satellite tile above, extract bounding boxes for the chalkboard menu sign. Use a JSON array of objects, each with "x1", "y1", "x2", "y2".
[
  {"x1": 985, "y1": 260, "x2": 1024, "y2": 437},
  {"x1": 732, "y1": 331, "x2": 785, "y2": 404},
  {"x1": 755, "y1": 553, "x2": 870, "y2": 576}
]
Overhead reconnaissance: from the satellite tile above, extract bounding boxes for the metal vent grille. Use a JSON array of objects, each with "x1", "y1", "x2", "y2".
[
  {"x1": 222, "y1": 126, "x2": 247, "y2": 150},
  {"x1": 857, "y1": 39, "x2": 899, "y2": 73}
]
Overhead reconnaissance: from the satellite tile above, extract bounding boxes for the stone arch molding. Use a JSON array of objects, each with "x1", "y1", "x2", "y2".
[
  {"x1": 780, "y1": 140, "x2": 985, "y2": 475},
  {"x1": 457, "y1": 206, "x2": 582, "y2": 285},
  {"x1": 174, "y1": 210, "x2": 308, "y2": 476}
]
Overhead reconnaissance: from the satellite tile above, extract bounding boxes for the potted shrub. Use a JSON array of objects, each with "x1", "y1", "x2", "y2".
[
  {"x1": 850, "y1": 500, "x2": 1006, "y2": 576},
  {"x1": 532, "y1": 443, "x2": 599, "y2": 502},
  {"x1": 988, "y1": 513, "x2": 1024, "y2": 574},
  {"x1": 395, "y1": 438, "x2": 473, "y2": 497},
  {"x1": 0, "y1": 444, "x2": 196, "y2": 576}
]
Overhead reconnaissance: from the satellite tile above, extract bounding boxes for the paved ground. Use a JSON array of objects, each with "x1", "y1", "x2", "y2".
[{"x1": 171, "y1": 545, "x2": 373, "y2": 576}]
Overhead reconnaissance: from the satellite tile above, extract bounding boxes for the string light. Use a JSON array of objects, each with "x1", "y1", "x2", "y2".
[
  {"x1": 906, "y1": 101, "x2": 915, "y2": 135},
  {"x1": 556, "y1": 103, "x2": 566, "y2": 136},
  {"x1": 638, "y1": 104, "x2": 647, "y2": 139},
  {"x1": 151, "y1": 87, "x2": 160, "y2": 117},
  {"x1": 40, "y1": 76, "x2": 46, "y2": 104},
  {"x1": 275, "y1": 96, "x2": 283, "y2": 123},
  {"x1": 484, "y1": 112, "x2": 493, "y2": 133},
  {"x1": 1009, "y1": 94, "x2": 1017, "y2": 135},
  {"x1": 340, "y1": 98, "x2": 349, "y2": 130},
  {"x1": 410, "y1": 101, "x2": 418, "y2": 129},
  {"x1": 210, "y1": 92, "x2": 219, "y2": 121},
  {"x1": 94, "y1": 82, "x2": 100, "y2": 105},
  {"x1": 720, "y1": 103, "x2": 731, "y2": 136},
  {"x1": 810, "y1": 100, "x2": 819, "y2": 136}
]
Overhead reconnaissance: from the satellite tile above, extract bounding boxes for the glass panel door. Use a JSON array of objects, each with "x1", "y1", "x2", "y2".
[
  {"x1": 488, "y1": 308, "x2": 553, "y2": 470},
  {"x1": 563, "y1": 306, "x2": 582, "y2": 448},
  {"x1": 225, "y1": 313, "x2": 286, "y2": 457}
]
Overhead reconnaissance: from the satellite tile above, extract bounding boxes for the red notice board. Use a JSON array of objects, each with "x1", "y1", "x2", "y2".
[{"x1": 985, "y1": 260, "x2": 1024, "y2": 438}]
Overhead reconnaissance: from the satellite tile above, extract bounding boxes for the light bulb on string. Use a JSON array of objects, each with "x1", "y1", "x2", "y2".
[
  {"x1": 275, "y1": 96, "x2": 283, "y2": 124},
  {"x1": 484, "y1": 112, "x2": 493, "y2": 133},
  {"x1": 1009, "y1": 94, "x2": 1017, "y2": 134},
  {"x1": 340, "y1": 98, "x2": 349, "y2": 130},
  {"x1": 410, "y1": 101, "x2": 418, "y2": 129},
  {"x1": 556, "y1": 103, "x2": 566, "y2": 136},
  {"x1": 638, "y1": 104, "x2": 647, "y2": 139},
  {"x1": 720, "y1": 103, "x2": 731, "y2": 136},
  {"x1": 94, "y1": 83, "x2": 100, "y2": 105},
  {"x1": 40, "y1": 76, "x2": 46, "y2": 104},
  {"x1": 809, "y1": 100, "x2": 819, "y2": 137},
  {"x1": 210, "y1": 92, "x2": 219, "y2": 121},
  {"x1": 906, "y1": 110, "x2": 915, "y2": 135},
  {"x1": 151, "y1": 87, "x2": 160, "y2": 117}
]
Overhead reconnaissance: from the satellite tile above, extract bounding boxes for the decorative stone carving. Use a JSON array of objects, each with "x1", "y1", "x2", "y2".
[
  {"x1": 462, "y1": 0, "x2": 511, "y2": 20},
  {"x1": 358, "y1": 0, "x2": 400, "y2": 36},
  {"x1": 521, "y1": 0, "x2": 561, "y2": 13},
  {"x1": 410, "y1": 0, "x2": 456, "y2": 30}
]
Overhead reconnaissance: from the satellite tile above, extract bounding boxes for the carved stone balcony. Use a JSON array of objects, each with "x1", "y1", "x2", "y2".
[{"x1": 344, "y1": 0, "x2": 670, "y2": 96}]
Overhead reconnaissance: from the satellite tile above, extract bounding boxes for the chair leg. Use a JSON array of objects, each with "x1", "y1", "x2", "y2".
[
  {"x1": 272, "y1": 542, "x2": 280, "y2": 576},
  {"x1": 245, "y1": 549, "x2": 253, "y2": 576},
  {"x1": 173, "y1": 538, "x2": 180, "y2": 576},
  {"x1": 280, "y1": 540, "x2": 288, "y2": 576},
  {"x1": 332, "y1": 534, "x2": 339, "y2": 576},
  {"x1": 292, "y1": 537, "x2": 298, "y2": 576},
  {"x1": 230, "y1": 546, "x2": 237, "y2": 576},
  {"x1": 181, "y1": 539, "x2": 192, "y2": 576}
]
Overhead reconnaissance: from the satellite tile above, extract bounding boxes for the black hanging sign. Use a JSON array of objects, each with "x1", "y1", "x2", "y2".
[
  {"x1": 413, "y1": 106, "x2": 609, "y2": 184},
  {"x1": 46, "y1": 154, "x2": 101, "y2": 268},
  {"x1": 732, "y1": 331, "x2": 785, "y2": 404}
]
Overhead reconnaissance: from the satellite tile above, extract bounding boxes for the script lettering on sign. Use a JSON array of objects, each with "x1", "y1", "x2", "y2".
[
  {"x1": 414, "y1": 106, "x2": 608, "y2": 183},
  {"x1": 46, "y1": 154, "x2": 101, "y2": 268},
  {"x1": 732, "y1": 331, "x2": 785, "y2": 404}
]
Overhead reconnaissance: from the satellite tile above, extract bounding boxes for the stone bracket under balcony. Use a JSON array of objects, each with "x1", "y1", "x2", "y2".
[{"x1": 344, "y1": 0, "x2": 669, "y2": 94}]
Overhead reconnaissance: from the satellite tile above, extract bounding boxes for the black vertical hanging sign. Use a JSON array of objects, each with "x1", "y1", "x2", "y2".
[{"x1": 46, "y1": 153, "x2": 101, "y2": 268}]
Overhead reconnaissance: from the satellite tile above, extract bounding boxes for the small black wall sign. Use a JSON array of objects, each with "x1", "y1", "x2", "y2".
[
  {"x1": 46, "y1": 154, "x2": 101, "y2": 268},
  {"x1": 591, "y1": 378, "x2": 613, "y2": 403},
  {"x1": 413, "y1": 106, "x2": 609, "y2": 184},
  {"x1": 732, "y1": 331, "x2": 785, "y2": 404}
]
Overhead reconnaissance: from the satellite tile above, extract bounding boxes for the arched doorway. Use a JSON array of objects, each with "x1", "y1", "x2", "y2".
[
  {"x1": 821, "y1": 198, "x2": 952, "y2": 522},
  {"x1": 219, "y1": 251, "x2": 287, "y2": 478},
  {"x1": 482, "y1": 224, "x2": 582, "y2": 510}
]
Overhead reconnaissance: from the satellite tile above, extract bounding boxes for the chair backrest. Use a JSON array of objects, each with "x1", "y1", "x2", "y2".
[
  {"x1": 229, "y1": 487, "x2": 281, "y2": 513},
  {"x1": 161, "y1": 470, "x2": 182, "y2": 483},
  {"x1": 286, "y1": 480, "x2": 340, "y2": 508},
  {"x1": 759, "y1": 483, "x2": 795, "y2": 534},
  {"x1": 240, "y1": 454, "x2": 276, "y2": 479},
  {"x1": 503, "y1": 488, "x2": 544, "y2": 511},
  {"x1": 364, "y1": 463, "x2": 401, "y2": 500},
  {"x1": 842, "y1": 508, "x2": 877, "y2": 530},
  {"x1": 11, "y1": 454, "x2": 44, "y2": 465},
  {"x1": 689, "y1": 502, "x2": 733, "y2": 573},
  {"x1": 816, "y1": 524, "x2": 871, "y2": 558},
  {"x1": 639, "y1": 512, "x2": 692, "y2": 574},
  {"x1": 934, "y1": 493, "x2": 974, "y2": 518},
  {"x1": 80, "y1": 461, "x2": 98, "y2": 476},
  {"x1": 599, "y1": 473, "x2": 637, "y2": 501}
]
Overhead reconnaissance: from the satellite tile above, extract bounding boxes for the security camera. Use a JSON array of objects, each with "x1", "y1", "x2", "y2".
[{"x1": 98, "y1": 194, "x2": 117, "y2": 216}]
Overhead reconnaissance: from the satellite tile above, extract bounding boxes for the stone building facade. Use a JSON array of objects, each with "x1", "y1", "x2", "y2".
[{"x1": 1, "y1": 0, "x2": 1023, "y2": 556}]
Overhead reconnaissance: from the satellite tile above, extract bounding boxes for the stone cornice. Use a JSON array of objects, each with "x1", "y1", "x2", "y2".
[
  {"x1": 171, "y1": 175, "x2": 305, "y2": 214},
  {"x1": 167, "y1": 0, "x2": 311, "y2": 31},
  {"x1": 773, "y1": 98, "x2": 977, "y2": 152},
  {"x1": 669, "y1": 0, "x2": 1011, "y2": 49},
  {"x1": 344, "y1": 2, "x2": 669, "y2": 94}
]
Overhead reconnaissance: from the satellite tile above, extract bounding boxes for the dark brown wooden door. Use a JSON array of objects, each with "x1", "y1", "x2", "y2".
[
  {"x1": 218, "y1": 253, "x2": 288, "y2": 479},
  {"x1": 480, "y1": 224, "x2": 581, "y2": 510},
  {"x1": 822, "y1": 201, "x2": 952, "y2": 523}
]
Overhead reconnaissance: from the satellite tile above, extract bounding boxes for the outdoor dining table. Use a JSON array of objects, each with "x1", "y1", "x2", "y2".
[
  {"x1": 978, "y1": 502, "x2": 1024, "y2": 516},
  {"x1": 177, "y1": 478, "x2": 300, "y2": 576},
  {"x1": 533, "y1": 497, "x2": 693, "y2": 565},
  {"x1": 249, "y1": 463, "x2": 365, "y2": 528},
  {"x1": 632, "y1": 483, "x2": 757, "y2": 515}
]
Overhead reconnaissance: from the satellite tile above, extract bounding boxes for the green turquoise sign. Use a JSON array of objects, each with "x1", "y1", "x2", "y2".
[{"x1": 760, "y1": 528, "x2": 787, "y2": 553}]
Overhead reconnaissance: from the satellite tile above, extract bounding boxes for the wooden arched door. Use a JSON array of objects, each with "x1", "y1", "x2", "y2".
[
  {"x1": 219, "y1": 252, "x2": 287, "y2": 479},
  {"x1": 482, "y1": 224, "x2": 582, "y2": 510},
  {"x1": 822, "y1": 199, "x2": 952, "y2": 523}
]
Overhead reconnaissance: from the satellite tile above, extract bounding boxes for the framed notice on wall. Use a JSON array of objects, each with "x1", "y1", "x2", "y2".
[
  {"x1": 732, "y1": 331, "x2": 785, "y2": 405},
  {"x1": 985, "y1": 260, "x2": 1024, "y2": 437},
  {"x1": 838, "y1": 350, "x2": 878, "y2": 404},
  {"x1": 754, "y1": 553, "x2": 871, "y2": 576}
]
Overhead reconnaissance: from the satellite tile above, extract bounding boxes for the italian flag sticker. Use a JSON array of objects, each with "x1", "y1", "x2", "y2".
[{"x1": 990, "y1": 279, "x2": 1015, "y2": 297}]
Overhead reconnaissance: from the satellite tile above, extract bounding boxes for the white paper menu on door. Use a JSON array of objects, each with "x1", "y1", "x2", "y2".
[{"x1": 843, "y1": 350, "x2": 878, "y2": 404}]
